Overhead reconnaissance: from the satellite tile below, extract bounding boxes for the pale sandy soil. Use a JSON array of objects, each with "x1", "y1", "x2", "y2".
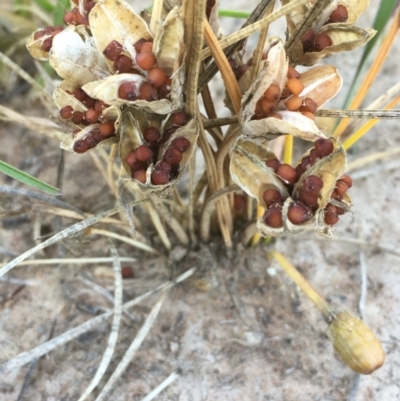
[{"x1": 1, "y1": 1, "x2": 400, "y2": 400}]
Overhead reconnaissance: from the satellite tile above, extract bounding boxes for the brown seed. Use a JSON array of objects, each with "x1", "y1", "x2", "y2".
[
  {"x1": 298, "y1": 191, "x2": 319, "y2": 208},
  {"x1": 133, "y1": 38, "x2": 147, "y2": 53},
  {"x1": 130, "y1": 160, "x2": 148, "y2": 172},
  {"x1": 85, "y1": 135, "x2": 98, "y2": 149},
  {"x1": 118, "y1": 82, "x2": 139, "y2": 100},
  {"x1": 34, "y1": 30, "x2": 45, "y2": 40},
  {"x1": 233, "y1": 194, "x2": 246, "y2": 210},
  {"x1": 84, "y1": 108, "x2": 100, "y2": 124},
  {"x1": 309, "y1": 148, "x2": 318, "y2": 164},
  {"x1": 171, "y1": 111, "x2": 188, "y2": 126},
  {"x1": 287, "y1": 65, "x2": 300, "y2": 79},
  {"x1": 64, "y1": 10, "x2": 80, "y2": 25},
  {"x1": 60, "y1": 105, "x2": 74, "y2": 119},
  {"x1": 260, "y1": 97, "x2": 277, "y2": 114},
  {"x1": 85, "y1": 1, "x2": 96, "y2": 12},
  {"x1": 126, "y1": 151, "x2": 137, "y2": 166},
  {"x1": 148, "y1": 67, "x2": 167, "y2": 88},
  {"x1": 286, "y1": 78, "x2": 304, "y2": 96},
  {"x1": 263, "y1": 205, "x2": 283, "y2": 228},
  {"x1": 328, "y1": 5, "x2": 348, "y2": 23},
  {"x1": 171, "y1": 137, "x2": 190, "y2": 153},
  {"x1": 330, "y1": 189, "x2": 342, "y2": 200},
  {"x1": 301, "y1": 28, "x2": 316, "y2": 52},
  {"x1": 135, "y1": 145, "x2": 153, "y2": 162},
  {"x1": 135, "y1": 52, "x2": 156, "y2": 71},
  {"x1": 265, "y1": 158, "x2": 281, "y2": 172},
  {"x1": 103, "y1": 40, "x2": 123, "y2": 61},
  {"x1": 335, "y1": 180, "x2": 349, "y2": 197},
  {"x1": 299, "y1": 97, "x2": 318, "y2": 113},
  {"x1": 94, "y1": 100, "x2": 106, "y2": 113},
  {"x1": 133, "y1": 169, "x2": 147, "y2": 183},
  {"x1": 73, "y1": 139, "x2": 89, "y2": 153},
  {"x1": 325, "y1": 203, "x2": 337, "y2": 214},
  {"x1": 99, "y1": 121, "x2": 115, "y2": 138},
  {"x1": 276, "y1": 163, "x2": 298, "y2": 185},
  {"x1": 262, "y1": 188, "x2": 282, "y2": 207},
  {"x1": 71, "y1": 111, "x2": 84, "y2": 125},
  {"x1": 302, "y1": 175, "x2": 323, "y2": 195},
  {"x1": 41, "y1": 38, "x2": 53, "y2": 52},
  {"x1": 324, "y1": 211, "x2": 339, "y2": 225},
  {"x1": 142, "y1": 127, "x2": 159, "y2": 143},
  {"x1": 73, "y1": 88, "x2": 87, "y2": 102},
  {"x1": 295, "y1": 156, "x2": 311, "y2": 177},
  {"x1": 91, "y1": 129, "x2": 103, "y2": 143},
  {"x1": 314, "y1": 138, "x2": 334, "y2": 157},
  {"x1": 138, "y1": 82, "x2": 159, "y2": 101},
  {"x1": 114, "y1": 55, "x2": 133, "y2": 73},
  {"x1": 313, "y1": 33, "x2": 333, "y2": 52},
  {"x1": 154, "y1": 161, "x2": 172, "y2": 172},
  {"x1": 263, "y1": 84, "x2": 281, "y2": 102},
  {"x1": 339, "y1": 175, "x2": 353, "y2": 188},
  {"x1": 141, "y1": 42, "x2": 153, "y2": 53},
  {"x1": 151, "y1": 169, "x2": 169, "y2": 185},
  {"x1": 287, "y1": 202, "x2": 312, "y2": 225},
  {"x1": 163, "y1": 147, "x2": 182, "y2": 165},
  {"x1": 51, "y1": 26, "x2": 63, "y2": 37},
  {"x1": 121, "y1": 266, "x2": 134, "y2": 279},
  {"x1": 161, "y1": 126, "x2": 178, "y2": 143},
  {"x1": 285, "y1": 95, "x2": 302, "y2": 111}
]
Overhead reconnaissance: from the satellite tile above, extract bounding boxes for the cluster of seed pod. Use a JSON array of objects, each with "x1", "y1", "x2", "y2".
[
  {"x1": 262, "y1": 138, "x2": 352, "y2": 228},
  {"x1": 64, "y1": 0, "x2": 96, "y2": 26},
  {"x1": 100, "y1": 38, "x2": 172, "y2": 103},
  {"x1": 125, "y1": 111, "x2": 190, "y2": 185},
  {"x1": 252, "y1": 66, "x2": 318, "y2": 121},
  {"x1": 301, "y1": 5, "x2": 349, "y2": 53}
]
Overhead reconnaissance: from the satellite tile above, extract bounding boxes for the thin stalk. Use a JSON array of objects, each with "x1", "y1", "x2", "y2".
[{"x1": 283, "y1": 135, "x2": 293, "y2": 165}]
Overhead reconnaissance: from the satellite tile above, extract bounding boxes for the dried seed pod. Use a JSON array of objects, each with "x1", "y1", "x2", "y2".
[{"x1": 326, "y1": 311, "x2": 385, "y2": 375}]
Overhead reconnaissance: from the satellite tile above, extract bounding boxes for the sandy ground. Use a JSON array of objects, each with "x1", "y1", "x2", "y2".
[{"x1": 1, "y1": 0, "x2": 400, "y2": 400}]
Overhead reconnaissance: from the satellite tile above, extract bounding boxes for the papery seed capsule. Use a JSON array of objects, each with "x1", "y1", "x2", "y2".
[
  {"x1": 103, "y1": 40, "x2": 123, "y2": 61},
  {"x1": 314, "y1": 138, "x2": 334, "y2": 157},
  {"x1": 114, "y1": 55, "x2": 133, "y2": 73},
  {"x1": 84, "y1": 108, "x2": 100, "y2": 124},
  {"x1": 265, "y1": 158, "x2": 281, "y2": 171},
  {"x1": 171, "y1": 137, "x2": 190, "y2": 153},
  {"x1": 335, "y1": 180, "x2": 349, "y2": 197},
  {"x1": 73, "y1": 139, "x2": 89, "y2": 153},
  {"x1": 171, "y1": 112, "x2": 188, "y2": 126},
  {"x1": 135, "y1": 145, "x2": 153, "y2": 162},
  {"x1": 138, "y1": 82, "x2": 159, "y2": 101},
  {"x1": 41, "y1": 38, "x2": 53, "y2": 52},
  {"x1": 328, "y1": 5, "x2": 348, "y2": 23},
  {"x1": 264, "y1": 84, "x2": 281, "y2": 102},
  {"x1": 118, "y1": 82, "x2": 139, "y2": 100},
  {"x1": 133, "y1": 169, "x2": 147, "y2": 183},
  {"x1": 276, "y1": 163, "x2": 298, "y2": 185},
  {"x1": 34, "y1": 30, "x2": 45, "y2": 40},
  {"x1": 133, "y1": 38, "x2": 147, "y2": 53},
  {"x1": 262, "y1": 188, "x2": 282, "y2": 207},
  {"x1": 324, "y1": 211, "x2": 339, "y2": 225},
  {"x1": 71, "y1": 111, "x2": 84, "y2": 125},
  {"x1": 285, "y1": 95, "x2": 302, "y2": 111},
  {"x1": 136, "y1": 52, "x2": 157, "y2": 71},
  {"x1": 148, "y1": 67, "x2": 167, "y2": 88},
  {"x1": 287, "y1": 65, "x2": 301, "y2": 79},
  {"x1": 99, "y1": 122, "x2": 115, "y2": 138},
  {"x1": 151, "y1": 169, "x2": 169, "y2": 185},
  {"x1": 163, "y1": 147, "x2": 182, "y2": 165},
  {"x1": 263, "y1": 205, "x2": 283, "y2": 228},
  {"x1": 299, "y1": 98, "x2": 318, "y2": 114},
  {"x1": 286, "y1": 78, "x2": 304, "y2": 96},
  {"x1": 301, "y1": 28, "x2": 316, "y2": 52},
  {"x1": 287, "y1": 202, "x2": 312, "y2": 225},
  {"x1": 60, "y1": 105, "x2": 74, "y2": 119},
  {"x1": 234, "y1": 193, "x2": 246, "y2": 210},
  {"x1": 326, "y1": 310, "x2": 385, "y2": 374},
  {"x1": 313, "y1": 33, "x2": 333, "y2": 52},
  {"x1": 339, "y1": 175, "x2": 353, "y2": 188}
]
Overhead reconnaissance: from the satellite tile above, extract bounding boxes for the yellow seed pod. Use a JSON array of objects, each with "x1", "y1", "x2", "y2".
[{"x1": 327, "y1": 311, "x2": 385, "y2": 374}]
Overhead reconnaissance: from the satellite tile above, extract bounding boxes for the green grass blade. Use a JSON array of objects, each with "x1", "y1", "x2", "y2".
[
  {"x1": 53, "y1": 0, "x2": 70, "y2": 26},
  {"x1": 342, "y1": 0, "x2": 398, "y2": 109},
  {"x1": 218, "y1": 9, "x2": 250, "y2": 19},
  {"x1": 0, "y1": 160, "x2": 60, "y2": 195},
  {"x1": 31, "y1": 0, "x2": 55, "y2": 14}
]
